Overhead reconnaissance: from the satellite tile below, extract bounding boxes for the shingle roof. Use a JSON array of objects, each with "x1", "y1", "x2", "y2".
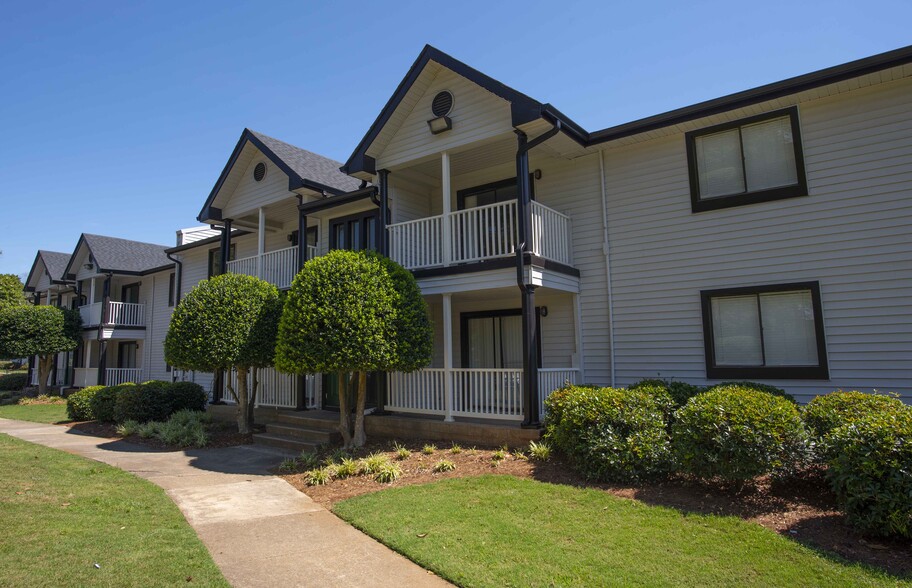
[
  {"x1": 248, "y1": 130, "x2": 362, "y2": 194},
  {"x1": 38, "y1": 251, "x2": 72, "y2": 281},
  {"x1": 81, "y1": 234, "x2": 172, "y2": 275}
]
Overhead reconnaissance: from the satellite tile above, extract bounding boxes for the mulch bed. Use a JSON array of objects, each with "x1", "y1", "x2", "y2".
[
  {"x1": 64, "y1": 420, "x2": 258, "y2": 451},
  {"x1": 280, "y1": 439, "x2": 912, "y2": 578}
]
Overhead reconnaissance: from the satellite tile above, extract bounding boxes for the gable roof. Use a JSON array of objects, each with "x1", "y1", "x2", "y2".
[
  {"x1": 343, "y1": 44, "x2": 912, "y2": 173},
  {"x1": 24, "y1": 250, "x2": 73, "y2": 291},
  {"x1": 198, "y1": 128, "x2": 361, "y2": 222},
  {"x1": 64, "y1": 233, "x2": 173, "y2": 278}
]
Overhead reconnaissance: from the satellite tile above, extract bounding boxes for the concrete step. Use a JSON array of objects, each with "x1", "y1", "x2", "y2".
[
  {"x1": 252, "y1": 433, "x2": 321, "y2": 454},
  {"x1": 273, "y1": 412, "x2": 340, "y2": 432},
  {"x1": 264, "y1": 423, "x2": 340, "y2": 444}
]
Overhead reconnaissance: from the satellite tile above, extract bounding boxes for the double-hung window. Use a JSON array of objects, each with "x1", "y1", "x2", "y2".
[
  {"x1": 686, "y1": 107, "x2": 807, "y2": 212},
  {"x1": 700, "y1": 282, "x2": 828, "y2": 379}
]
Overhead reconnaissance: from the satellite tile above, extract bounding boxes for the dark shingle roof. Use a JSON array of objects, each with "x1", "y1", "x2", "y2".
[
  {"x1": 38, "y1": 251, "x2": 72, "y2": 281},
  {"x1": 81, "y1": 234, "x2": 172, "y2": 275},
  {"x1": 248, "y1": 130, "x2": 362, "y2": 194}
]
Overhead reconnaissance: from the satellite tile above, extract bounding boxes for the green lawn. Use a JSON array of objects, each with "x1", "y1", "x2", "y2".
[
  {"x1": 0, "y1": 402, "x2": 69, "y2": 423},
  {"x1": 334, "y1": 475, "x2": 909, "y2": 588},
  {"x1": 0, "y1": 433, "x2": 228, "y2": 587}
]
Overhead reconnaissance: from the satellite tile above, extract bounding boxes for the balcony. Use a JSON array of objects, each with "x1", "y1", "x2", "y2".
[
  {"x1": 79, "y1": 301, "x2": 145, "y2": 328},
  {"x1": 227, "y1": 245, "x2": 318, "y2": 289},
  {"x1": 387, "y1": 199, "x2": 572, "y2": 271},
  {"x1": 73, "y1": 367, "x2": 143, "y2": 387}
]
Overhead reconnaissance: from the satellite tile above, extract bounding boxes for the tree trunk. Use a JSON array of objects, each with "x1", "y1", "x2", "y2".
[
  {"x1": 235, "y1": 366, "x2": 250, "y2": 434},
  {"x1": 37, "y1": 355, "x2": 52, "y2": 396},
  {"x1": 352, "y1": 371, "x2": 368, "y2": 447},
  {"x1": 337, "y1": 371, "x2": 352, "y2": 448},
  {"x1": 246, "y1": 367, "x2": 258, "y2": 430}
]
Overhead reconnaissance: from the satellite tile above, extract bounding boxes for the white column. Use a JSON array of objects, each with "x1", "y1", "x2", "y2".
[
  {"x1": 89, "y1": 278, "x2": 96, "y2": 305},
  {"x1": 442, "y1": 293, "x2": 454, "y2": 422},
  {"x1": 572, "y1": 292, "x2": 585, "y2": 384},
  {"x1": 257, "y1": 207, "x2": 266, "y2": 278},
  {"x1": 441, "y1": 152, "x2": 451, "y2": 267}
]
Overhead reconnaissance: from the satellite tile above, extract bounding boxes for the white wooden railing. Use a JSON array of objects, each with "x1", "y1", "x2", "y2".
[
  {"x1": 73, "y1": 368, "x2": 99, "y2": 388},
  {"x1": 106, "y1": 302, "x2": 145, "y2": 327},
  {"x1": 227, "y1": 246, "x2": 303, "y2": 290},
  {"x1": 105, "y1": 368, "x2": 143, "y2": 386},
  {"x1": 225, "y1": 367, "x2": 319, "y2": 409},
  {"x1": 531, "y1": 201, "x2": 573, "y2": 266},
  {"x1": 387, "y1": 199, "x2": 572, "y2": 270},
  {"x1": 387, "y1": 367, "x2": 578, "y2": 421},
  {"x1": 79, "y1": 302, "x2": 102, "y2": 326}
]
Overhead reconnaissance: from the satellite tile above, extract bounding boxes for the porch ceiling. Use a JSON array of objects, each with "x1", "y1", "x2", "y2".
[{"x1": 396, "y1": 134, "x2": 518, "y2": 180}]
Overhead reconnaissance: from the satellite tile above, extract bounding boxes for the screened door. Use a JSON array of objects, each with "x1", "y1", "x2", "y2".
[
  {"x1": 118, "y1": 342, "x2": 138, "y2": 369},
  {"x1": 121, "y1": 283, "x2": 140, "y2": 304}
]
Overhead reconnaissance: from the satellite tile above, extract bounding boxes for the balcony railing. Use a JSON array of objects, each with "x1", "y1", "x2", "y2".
[
  {"x1": 73, "y1": 368, "x2": 99, "y2": 388},
  {"x1": 79, "y1": 301, "x2": 145, "y2": 328},
  {"x1": 224, "y1": 367, "x2": 319, "y2": 409},
  {"x1": 105, "y1": 368, "x2": 143, "y2": 386},
  {"x1": 387, "y1": 367, "x2": 579, "y2": 421},
  {"x1": 387, "y1": 199, "x2": 572, "y2": 271},
  {"x1": 227, "y1": 245, "x2": 316, "y2": 290}
]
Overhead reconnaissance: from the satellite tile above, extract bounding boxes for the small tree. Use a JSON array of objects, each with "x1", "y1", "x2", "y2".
[
  {"x1": 0, "y1": 274, "x2": 28, "y2": 310},
  {"x1": 0, "y1": 305, "x2": 81, "y2": 395},
  {"x1": 164, "y1": 273, "x2": 282, "y2": 434},
  {"x1": 276, "y1": 250, "x2": 432, "y2": 447}
]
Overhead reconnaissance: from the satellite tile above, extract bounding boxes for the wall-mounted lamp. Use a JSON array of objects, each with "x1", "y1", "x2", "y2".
[
  {"x1": 427, "y1": 116, "x2": 453, "y2": 135},
  {"x1": 540, "y1": 306, "x2": 549, "y2": 317},
  {"x1": 83, "y1": 263, "x2": 94, "y2": 270},
  {"x1": 533, "y1": 169, "x2": 542, "y2": 180}
]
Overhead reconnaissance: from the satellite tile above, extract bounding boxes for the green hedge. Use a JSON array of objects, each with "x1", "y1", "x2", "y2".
[
  {"x1": 673, "y1": 387, "x2": 809, "y2": 482},
  {"x1": 68, "y1": 380, "x2": 207, "y2": 424},
  {"x1": 803, "y1": 391, "x2": 906, "y2": 443},
  {"x1": 65, "y1": 385, "x2": 106, "y2": 421},
  {"x1": 826, "y1": 408, "x2": 912, "y2": 538},
  {"x1": 168, "y1": 381, "x2": 208, "y2": 414},
  {"x1": 544, "y1": 385, "x2": 671, "y2": 483},
  {"x1": 0, "y1": 372, "x2": 28, "y2": 392},
  {"x1": 90, "y1": 384, "x2": 122, "y2": 423},
  {"x1": 707, "y1": 381, "x2": 796, "y2": 403}
]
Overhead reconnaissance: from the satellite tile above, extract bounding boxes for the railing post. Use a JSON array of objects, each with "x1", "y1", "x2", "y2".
[{"x1": 442, "y1": 293, "x2": 454, "y2": 422}]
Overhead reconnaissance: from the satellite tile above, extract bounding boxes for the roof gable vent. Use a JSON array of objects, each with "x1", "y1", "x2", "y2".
[
  {"x1": 431, "y1": 91, "x2": 454, "y2": 117},
  {"x1": 253, "y1": 162, "x2": 267, "y2": 182}
]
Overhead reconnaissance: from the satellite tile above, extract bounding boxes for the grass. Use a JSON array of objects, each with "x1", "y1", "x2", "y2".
[
  {"x1": 334, "y1": 475, "x2": 907, "y2": 588},
  {"x1": 0, "y1": 402, "x2": 69, "y2": 423},
  {"x1": 0, "y1": 433, "x2": 228, "y2": 587}
]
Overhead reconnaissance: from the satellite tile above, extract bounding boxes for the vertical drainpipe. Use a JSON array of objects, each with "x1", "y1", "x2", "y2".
[
  {"x1": 598, "y1": 150, "x2": 617, "y2": 388},
  {"x1": 96, "y1": 275, "x2": 111, "y2": 385},
  {"x1": 378, "y1": 169, "x2": 391, "y2": 256},
  {"x1": 515, "y1": 131, "x2": 540, "y2": 428},
  {"x1": 296, "y1": 196, "x2": 309, "y2": 269},
  {"x1": 72, "y1": 280, "x2": 83, "y2": 387}
]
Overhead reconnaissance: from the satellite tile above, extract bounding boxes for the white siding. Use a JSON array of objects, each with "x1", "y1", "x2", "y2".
[
  {"x1": 143, "y1": 270, "x2": 174, "y2": 382},
  {"x1": 222, "y1": 157, "x2": 291, "y2": 219},
  {"x1": 602, "y1": 77, "x2": 912, "y2": 401}
]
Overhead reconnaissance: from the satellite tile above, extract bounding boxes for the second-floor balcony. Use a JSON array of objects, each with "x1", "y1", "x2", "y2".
[
  {"x1": 387, "y1": 199, "x2": 572, "y2": 271},
  {"x1": 79, "y1": 301, "x2": 145, "y2": 328},
  {"x1": 227, "y1": 245, "x2": 319, "y2": 290}
]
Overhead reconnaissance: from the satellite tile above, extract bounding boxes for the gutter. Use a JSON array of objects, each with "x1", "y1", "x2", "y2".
[{"x1": 166, "y1": 252, "x2": 183, "y2": 302}]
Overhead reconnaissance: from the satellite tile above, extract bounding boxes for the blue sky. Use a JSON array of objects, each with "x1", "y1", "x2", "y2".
[{"x1": 1, "y1": 0, "x2": 909, "y2": 278}]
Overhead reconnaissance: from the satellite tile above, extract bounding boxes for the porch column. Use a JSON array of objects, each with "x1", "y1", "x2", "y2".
[
  {"x1": 220, "y1": 219, "x2": 233, "y2": 275},
  {"x1": 442, "y1": 293, "x2": 454, "y2": 422},
  {"x1": 297, "y1": 208, "x2": 308, "y2": 269},
  {"x1": 257, "y1": 207, "x2": 266, "y2": 278},
  {"x1": 97, "y1": 341, "x2": 107, "y2": 385},
  {"x1": 441, "y1": 152, "x2": 451, "y2": 266},
  {"x1": 516, "y1": 131, "x2": 540, "y2": 428},
  {"x1": 378, "y1": 169, "x2": 390, "y2": 255}
]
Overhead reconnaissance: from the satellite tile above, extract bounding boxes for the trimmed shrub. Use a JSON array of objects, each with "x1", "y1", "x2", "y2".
[
  {"x1": 66, "y1": 385, "x2": 105, "y2": 421},
  {"x1": 155, "y1": 409, "x2": 210, "y2": 447},
  {"x1": 673, "y1": 387, "x2": 809, "y2": 482},
  {"x1": 544, "y1": 385, "x2": 671, "y2": 483},
  {"x1": 629, "y1": 378, "x2": 706, "y2": 409},
  {"x1": 826, "y1": 408, "x2": 912, "y2": 538},
  {"x1": 0, "y1": 372, "x2": 28, "y2": 391},
  {"x1": 542, "y1": 383, "x2": 599, "y2": 428},
  {"x1": 89, "y1": 385, "x2": 121, "y2": 423},
  {"x1": 168, "y1": 381, "x2": 207, "y2": 413},
  {"x1": 803, "y1": 390, "x2": 906, "y2": 442},
  {"x1": 113, "y1": 380, "x2": 172, "y2": 423},
  {"x1": 707, "y1": 381, "x2": 796, "y2": 403}
]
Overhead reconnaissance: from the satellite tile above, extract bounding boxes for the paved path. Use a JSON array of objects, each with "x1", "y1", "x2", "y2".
[{"x1": 0, "y1": 418, "x2": 450, "y2": 588}]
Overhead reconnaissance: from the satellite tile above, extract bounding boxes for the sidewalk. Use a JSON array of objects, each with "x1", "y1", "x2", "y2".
[{"x1": 0, "y1": 418, "x2": 450, "y2": 588}]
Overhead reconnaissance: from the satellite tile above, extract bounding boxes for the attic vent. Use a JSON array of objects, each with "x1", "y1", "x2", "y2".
[
  {"x1": 253, "y1": 162, "x2": 267, "y2": 182},
  {"x1": 431, "y1": 91, "x2": 454, "y2": 117}
]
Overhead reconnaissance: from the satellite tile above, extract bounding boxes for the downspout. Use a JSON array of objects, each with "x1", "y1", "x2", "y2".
[
  {"x1": 166, "y1": 252, "x2": 183, "y2": 303},
  {"x1": 598, "y1": 149, "x2": 617, "y2": 387}
]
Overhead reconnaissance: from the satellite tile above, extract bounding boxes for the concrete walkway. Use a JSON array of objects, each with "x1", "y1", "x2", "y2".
[{"x1": 0, "y1": 418, "x2": 450, "y2": 588}]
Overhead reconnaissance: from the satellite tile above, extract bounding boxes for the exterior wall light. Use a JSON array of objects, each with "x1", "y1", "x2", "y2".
[{"x1": 427, "y1": 115, "x2": 453, "y2": 135}]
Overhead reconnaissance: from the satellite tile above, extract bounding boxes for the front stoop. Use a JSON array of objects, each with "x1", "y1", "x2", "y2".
[{"x1": 205, "y1": 407, "x2": 343, "y2": 454}]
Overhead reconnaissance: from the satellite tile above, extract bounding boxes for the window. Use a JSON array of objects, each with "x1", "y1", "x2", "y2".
[
  {"x1": 329, "y1": 211, "x2": 379, "y2": 252},
  {"x1": 456, "y1": 176, "x2": 534, "y2": 210},
  {"x1": 207, "y1": 244, "x2": 236, "y2": 278},
  {"x1": 701, "y1": 282, "x2": 828, "y2": 379},
  {"x1": 460, "y1": 309, "x2": 541, "y2": 368},
  {"x1": 686, "y1": 107, "x2": 807, "y2": 212}
]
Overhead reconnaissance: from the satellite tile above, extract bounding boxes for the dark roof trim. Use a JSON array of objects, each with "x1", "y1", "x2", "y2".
[
  {"x1": 164, "y1": 230, "x2": 250, "y2": 254},
  {"x1": 298, "y1": 187, "x2": 378, "y2": 214},
  {"x1": 342, "y1": 45, "x2": 543, "y2": 175},
  {"x1": 62, "y1": 234, "x2": 90, "y2": 279},
  {"x1": 198, "y1": 129, "x2": 347, "y2": 222}
]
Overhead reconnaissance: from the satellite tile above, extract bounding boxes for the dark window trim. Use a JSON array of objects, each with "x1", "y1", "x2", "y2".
[
  {"x1": 459, "y1": 308, "x2": 542, "y2": 368},
  {"x1": 456, "y1": 175, "x2": 535, "y2": 210},
  {"x1": 207, "y1": 244, "x2": 237, "y2": 278},
  {"x1": 700, "y1": 281, "x2": 829, "y2": 380},
  {"x1": 685, "y1": 106, "x2": 808, "y2": 213},
  {"x1": 120, "y1": 282, "x2": 140, "y2": 304},
  {"x1": 168, "y1": 272, "x2": 176, "y2": 307},
  {"x1": 329, "y1": 209, "x2": 380, "y2": 251},
  {"x1": 117, "y1": 341, "x2": 139, "y2": 369},
  {"x1": 289, "y1": 226, "x2": 319, "y2": 248}
]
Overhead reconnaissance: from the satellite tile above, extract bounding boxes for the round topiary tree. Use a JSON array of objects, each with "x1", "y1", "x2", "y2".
[
  {"x1": 0, "y1": 274, "x2": 28, "y2": 311},
  {"x1": 276, "y1": 250, "x2": 432, "y2": 448},
  {"x1": 0, "y1": 305, "x2": 81, "y2": 395},
  {"x1": 164, "y1": 273, "x2": 282, "y2": 433}
]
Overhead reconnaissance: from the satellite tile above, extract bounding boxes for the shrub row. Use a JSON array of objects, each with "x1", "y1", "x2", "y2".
[
  {"x1": 544, "y1": 382, "x2": 910, "y2": 538},
  {"x1": 66, "y1": 380, "x2": 207, "y2": 423},
  {"x1": 0, "y1": 372, "x2": 28, "y2": 391}
]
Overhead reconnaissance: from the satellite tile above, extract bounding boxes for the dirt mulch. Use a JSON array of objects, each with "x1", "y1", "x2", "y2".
[
  {"x1": 64, "y1": 420, "x2": 258, "y2": 451},
  {"x1": 281, "y1": 439, "x2": 912, "y2": 579}
]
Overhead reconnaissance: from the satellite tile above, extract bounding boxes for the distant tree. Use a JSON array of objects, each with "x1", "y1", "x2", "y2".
[
  {"x1": 0, "y1": 305, "x2": 81, "y2": 395},
  {"x1": 276, "y1": 250, "x2": 432, "y2": 448},
  {"x1": 0, "y1": 274, "x2": 28, "y2": 310},
  {"x1": 164, "y1": 273, "x2": 282, "y2": 434}
]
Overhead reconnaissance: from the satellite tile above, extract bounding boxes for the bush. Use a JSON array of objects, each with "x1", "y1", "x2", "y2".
[
  {"x1": 803, "y1": 391, "x2": 906, "y2": 442},
  {"x1": 155, "y1": 410, "x2": 209, "y2": 447},
  {"x1": 542, "y1": 383, "x2": 599, "y2": 427},
  {"x1": 707, "y1": 381, "x2": 796, "y2": 403},
  {"x1": 66, "y1": 385, "x2": 105, "y2": 421},
  {"x1": 90, "y1": 385, "x2": 121, "y2": 423},
  {"x1": 168, "y1": 381, "x2": 207, "y2": 413},
  {"x1": 629, "y1": 378, "x2": 706, "y2": 409},
  {"x1": 544, "y1": 385, "x2": 671, "y2": 483},
  {"x1": 826, "y1": 408, "x2": 912, "y2": 538},
  {"x1": 673, "y1": 387, "x2": 809, "y2": 482},
  {"x1": 0, "y1": 372, "x2": 28, "y2": 392},
  {"x1": 113, "y1": 380, "x2": 172, "y2": 423}
]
